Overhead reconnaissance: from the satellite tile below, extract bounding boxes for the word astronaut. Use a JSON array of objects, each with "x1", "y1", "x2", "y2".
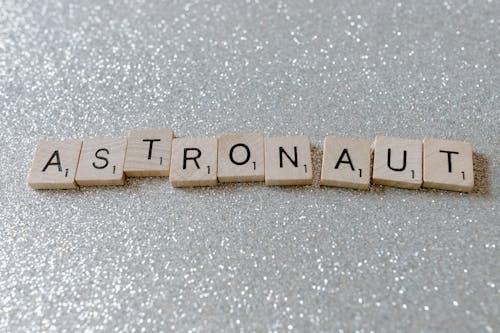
[{"x1": 27, "y1": 128, "x2": 474, "y2": 193}]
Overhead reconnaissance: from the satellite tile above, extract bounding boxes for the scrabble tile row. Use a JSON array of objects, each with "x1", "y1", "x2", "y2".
[{"x1": 27, "y1": 129, "x2": 474, "y2": 192}]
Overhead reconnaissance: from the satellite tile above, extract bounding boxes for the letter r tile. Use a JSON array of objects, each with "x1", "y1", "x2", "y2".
[
  {"x1": 27, "y1": 139, "x2": 82, "y2": 189},
  {"x1": 423, "y1": 138, "x2": 473, "y2": 192},
  {"x1": 372, "y1": 136, "x2": 422, "y2": 189},
  {"x1": 169, "y1": 137, "x2": 218, "y2": 187},
  {"x1": 265, "y1": 135, "x2": 313, "y2": 186}
]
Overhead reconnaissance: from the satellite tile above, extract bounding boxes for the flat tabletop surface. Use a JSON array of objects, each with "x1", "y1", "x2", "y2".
[{"x1": 1, "y1": 0, "x2": 499, "y2": 331}]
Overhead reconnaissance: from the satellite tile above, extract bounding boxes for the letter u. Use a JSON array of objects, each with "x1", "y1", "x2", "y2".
[{"x1": 387, "y1": 148, "x2": 406, "y2": 171}]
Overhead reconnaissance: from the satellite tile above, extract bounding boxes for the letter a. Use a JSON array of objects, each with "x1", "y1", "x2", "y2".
[{"x1": 42, "y1": 150, "x2": 62, "y2": 172}]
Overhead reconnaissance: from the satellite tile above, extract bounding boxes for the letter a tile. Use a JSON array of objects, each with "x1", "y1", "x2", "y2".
[
  {"x1": 124, "y1": 128, "x2": 174, "y2": 177},
  {"x1": 75, "y1": 137, "x2": 127, "y2": 186},
  {"x1": 217, "y1": 133, "x2": 265, "y2": 182},
  {"x1": 372, "y1": 136, "x2": 422, "y2": 189},
  {"x1": 169, "y1": 137, "x2": 218, "y2": 187},
  {"x1": 423, "y1": 138, "x2": 474, "y2": 192},
  {"x1": 27, "y1": 140, "x2": 82, "y2": 189},
  {"x1": 321, "y1": 137, "x2": 371, "y2": 190},
  {"x1": 265, "y1": 136, "x2": 313, "y2": 186}
]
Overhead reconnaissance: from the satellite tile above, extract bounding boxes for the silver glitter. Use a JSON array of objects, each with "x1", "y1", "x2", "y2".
[{"x1": 1, "y1": 0, "x2": 499, "y2": 332}]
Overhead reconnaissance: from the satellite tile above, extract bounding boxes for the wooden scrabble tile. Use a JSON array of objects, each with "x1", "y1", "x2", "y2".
[
  {"x1": 27, "y1": 140, "x2": 82, "y2": 189},
  {"x1": 265, "y1": 135, "x2": 313, "y2": 186},
  {"x1": 423, "y1": 138, "x2": 474, "y2": 192},
  {"x1": 320, "y1": 137, "x2": 371, "y2": 190},
  {"x1": 372, "y1": 136, "x2": 422, "y2": 189},
  {"x1": 217, "y1": 133, "x2": 265, "y2": 182},
  {"x1": 75, "y1": 137, "x2": 127, "y2": 186},
  {"x1": 169, "y1": 137, "x2": 218, "y2": 187},
  {"x1": 124, "y1": 128, "x2": 174, "y2": 177}
]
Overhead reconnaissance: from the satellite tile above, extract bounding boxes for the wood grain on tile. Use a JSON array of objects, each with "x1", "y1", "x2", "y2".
[
  {"x1": 372, "y1": 136, "x2": 422, "y2": 189},
  {"x1": 265, "y1": 135, "x2": 313, "y2": 186},
  {"x1": 169, "y1": 137, "x2": 218, "y2": 187},
  {"x1": 124, "y1": 128, "x2": 174, "y2": 177},
  {"x1": 75, "y1": 137, "x2": 127, "y2": 186},
  {"x1": 27, "y1": 140, "x2": 82, "y2": 189},
  {"x1": 217, "y1": 133, "x2": 264, "y2": 182},
  {"x1": 320, "y1": 137, "x2": 371, "y2": 190},
  {"x1": 423, "y1": 138, "x2": 474, "y2": 192}
]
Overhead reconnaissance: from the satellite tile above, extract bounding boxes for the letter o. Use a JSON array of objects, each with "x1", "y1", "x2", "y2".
[{"x1": 229, "y1": 143, "x2": 251, "y2": 165}]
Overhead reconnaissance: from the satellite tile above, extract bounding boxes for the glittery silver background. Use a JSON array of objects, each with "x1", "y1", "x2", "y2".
[{"x1": 1, "y1": 0, "x2": 499, "y2": 331}]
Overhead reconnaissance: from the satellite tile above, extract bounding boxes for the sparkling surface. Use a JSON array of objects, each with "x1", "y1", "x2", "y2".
[{"x1": 1, "y1": 0, "x2": 499, "y2": 331}]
